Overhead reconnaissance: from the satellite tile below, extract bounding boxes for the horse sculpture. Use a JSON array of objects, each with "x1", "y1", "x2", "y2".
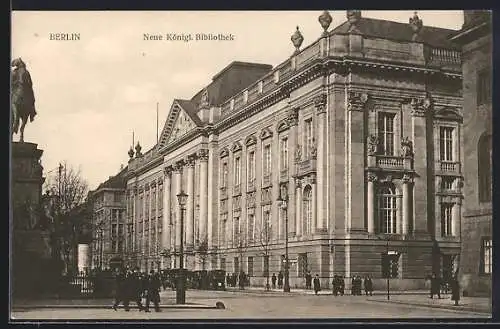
[{"x1": 11, "y1": 58, "x2": 37, "y2": 143}]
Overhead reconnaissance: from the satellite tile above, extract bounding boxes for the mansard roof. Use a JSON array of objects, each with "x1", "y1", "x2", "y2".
[
  {"x1": 331, "y1": 17, "x2": 460, "y2": 50},
  {"x1": 95, "y1": 167, "x2": 128, "y2": 191}
]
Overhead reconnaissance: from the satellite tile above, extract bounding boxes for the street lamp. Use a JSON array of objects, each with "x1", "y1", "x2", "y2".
[
  {"x1": 277, "y1": 189, "x2": 290, "y2": 293},
  {"x1": 176, "y1": 190, "x2": 188, "y2": 305}
]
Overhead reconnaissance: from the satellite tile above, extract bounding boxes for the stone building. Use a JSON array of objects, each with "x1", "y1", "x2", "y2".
[
  {"x1": 450, "y1": 10, "x2": 492, "y2": 297},
  {"x1": 125, "y1": 11, "x2": 464, "y2": 289},
  {"x1": 89, "y1": 168, "x2": 127, "y2": 270}
]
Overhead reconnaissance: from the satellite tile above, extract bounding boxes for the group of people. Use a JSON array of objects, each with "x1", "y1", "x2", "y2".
[
  {"x1": 351, "y1": 275, "x2": 373, "y2": 296},
  {"x1": 226, "y1": 271, "x2": 248, "y2": 289},
  {"x1": 271, "y1": 272, "x2": 285, "y2": 289},
  {"x1": 112, "y1": 268, "x2": 162, "y2": 312},
  {"x1": 429, "y1": 272, "x2": 460, "y2": 305}
]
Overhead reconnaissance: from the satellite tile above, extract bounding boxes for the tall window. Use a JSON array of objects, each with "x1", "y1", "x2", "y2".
[
  {"x1": 378, "y1": 113, "x2": 395, "y2": 155},
  {"x1": 263, "y1": 255, "x2": 269, "y2": 277},
  {"x1": 298, "y1": 253, "x2": 308, "y2": 278},
  {"x1": 234, "y1": 156, "x2": 241, "y2": 186},
  {"x1": 221, "y1": 162, "x2": 228, "y2": 187},
  {"x1": 220, "y1": 257, "x2": 226, "y2": 271},
  {"x1": 304, "y1": 119, "x2": 313, "y2": 158},
  {"x1": 234, "y1": 257, "x2": 239, "y2": 274},
  {"x1": 263, "y1": 211, "x2": 271, "y2": 241},
  {"x1": 441, "y1": 176, "x2": 454, "y2": 190},
  {"x1": 441, "y1": 203, "x2": 453, "y2": 236},
  {"x1": 439, "y1": 127, "x2": 454, "y2": 161},
  {"x1": 477, "y1": 69, "x2": 491, "y2": 106},
  {"x1": 478, "y1": 133, "x2": 492, "y2": 202},
  {"x1": 303, "y1": 186, "x2": 312, "y2": 235},
  {"x1": 264, "y1": 144, "x2": 272, "y2": 175},
  {"x1": 480, "y1": 238, "x2": 492, "y2": 274},
  {"x1": 280, "y1": 137, "x2": 288, "y2": 170},
  {"x1": 379, "y1": 185, "x2": 397, "y2": 234},
  {"x1": 158, "y1": 187, "x2": 163, "y2": 210},
  {"x1": 248, "y1": 151, "x2": 255, "y2": 182},
  {"x1": 247, "y1": 256, "x2": 254, "y2": 277},
  {"x1": 233, "y1": 216, "x2": 240, "y2": 245},
  {"x1": 247, "y1": 214, "x2": 255, "y2": 243}
]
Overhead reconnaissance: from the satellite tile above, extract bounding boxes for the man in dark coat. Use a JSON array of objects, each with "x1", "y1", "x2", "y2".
[
  {"x1": 305, "y1": 271, "x2": 312, "y2": 290},
  {"x1": 112, "y1": 269, "x2": 129, "y2": 311},
  {"x1": 313, "y1": 274, "x2": 321, "y2": 295},
  {"x1": 278, "y1": 271, "x2": 283, "y2": 289},
  {"x1": 126, "y1": 268, "x2": 145, "y2": 311},
  {"x1": 271, "y1": 273, "x2": 277, "y2": 289},
  {"x1": 450, "y1": 274, "x2": 460, "y2": 306},
  {"x1": 430, "y1": 273, "x2": 441, "y2": 299},
  {"x1": 145, "y1": 270, "x2": 162, "y2": 312},
  {"x1": 364, "y1": 275, "x2": 373, "y2": 296}
]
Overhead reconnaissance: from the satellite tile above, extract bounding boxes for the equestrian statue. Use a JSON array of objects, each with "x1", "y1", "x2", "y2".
[{"x1": 11, "y1": 58, "x2": 37, "y2": 143}]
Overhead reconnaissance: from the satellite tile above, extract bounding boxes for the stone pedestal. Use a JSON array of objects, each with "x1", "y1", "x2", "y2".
[{"x1": 11, "y1": 142, "x2": 56, "y2": 297}]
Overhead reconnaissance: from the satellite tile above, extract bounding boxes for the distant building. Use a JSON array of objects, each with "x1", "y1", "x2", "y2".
[
  {"x1": 89, "y1": 168, "x2": 127, "y2": 270},
  {"x1": 450, "y1": 10, "x2": 492, "y2": 297},
  {"x1": 125, "y1": 11, "x2": 464, "y2": 289}
]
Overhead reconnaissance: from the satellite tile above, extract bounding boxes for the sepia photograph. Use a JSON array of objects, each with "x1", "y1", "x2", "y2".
[{"x1": 10, "y1": 9, "x2": 492, "y2": 321}]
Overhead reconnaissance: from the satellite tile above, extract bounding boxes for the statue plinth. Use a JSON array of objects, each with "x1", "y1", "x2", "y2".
[{"x1": 11, "y1": 142, "x2": 56, "y2": 298}]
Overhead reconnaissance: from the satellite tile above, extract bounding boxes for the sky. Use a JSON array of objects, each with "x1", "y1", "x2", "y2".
[{"x1": 11, "y1": 10, "x2": 464, "y2": 190}]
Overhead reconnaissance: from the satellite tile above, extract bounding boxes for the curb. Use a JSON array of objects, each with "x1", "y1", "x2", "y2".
[
  {"x1": 12, "y1": 304, "x2": 218, "y2": 310},
  {"x1": 368, "y1": 299, "x2": 491, "y2": 315}
]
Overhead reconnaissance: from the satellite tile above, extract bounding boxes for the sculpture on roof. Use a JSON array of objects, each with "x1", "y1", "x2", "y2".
[
  {"x1": 200, "y1": 88, "x2": 209, "y2": 107},
  {"x1": 11, "y1": 58, "x2": 37, "y2": 143}
]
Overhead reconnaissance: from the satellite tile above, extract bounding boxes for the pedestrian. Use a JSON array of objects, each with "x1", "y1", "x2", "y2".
[
  {"x1": 271, "y1": 273, "x2": 277, "y2": 289},
  {"x1": 278, "y1": 271, "x2": 283, "y2": 289},
  {"x1": 145, "y1": 270, "x2": 162, "y2": 312},
  {"x1": 451, "y1": 274, "x2": 460, "y2": 306},
  {"x1": 430, "y1": 273, "x2": 441, "y2": 299},
  {"x1": 127, "y1": 268, "x2": 145, "y2": 311},
  {"x1": 364, "y1": 275, "x2": 373, "y2": 296},
  {"x1": 332, "y1": 276, "x2": 338, "y2": 296},
  {"x1": 239, "y1": 271, "x2": 246, "y2": 290},
  {"x1": 305, "y1": 271, "x2": 312, "y2": 290},
  {"x1": 112, "y1": 268, "x2": 129, "y2": 311},
  {"x1": 313, "y1": 274, "x2": 321, "y2": 295}
]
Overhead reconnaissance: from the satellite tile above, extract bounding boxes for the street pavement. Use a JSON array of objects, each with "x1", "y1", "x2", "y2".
[{"x1": 11, "y1": 289, "x2": 491, "y2": 321}]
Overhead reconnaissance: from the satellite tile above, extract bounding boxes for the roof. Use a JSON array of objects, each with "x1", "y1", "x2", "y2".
[
  {"x1": 331, "y1": 17, "x2": 460, "y2": 50},
  {"x1": 95, "y1": 166, "x2": 127, "y2": 191},
  {"x1": 175, "y1": 99, "x2": 203, "y2": 126}
]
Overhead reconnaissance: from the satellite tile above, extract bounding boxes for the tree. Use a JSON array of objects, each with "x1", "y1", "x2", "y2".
[
  {"x1": 235, "y1": 234, "x2": 249, "y2": 289},
  {"x1": 43, "y1": 162, "x2": 89, "y2": 275},
  {"x1": 255, "y1": 215, "x2": 272, "y2": 291}
]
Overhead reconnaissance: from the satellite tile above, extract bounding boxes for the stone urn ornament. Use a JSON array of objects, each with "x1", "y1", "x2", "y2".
[
  {"x1": 318, "y1": 10, "x2": 333, "y2": 36},
  {"x1": 291, "y1": 26, "x2": 304, "y2": 53}
]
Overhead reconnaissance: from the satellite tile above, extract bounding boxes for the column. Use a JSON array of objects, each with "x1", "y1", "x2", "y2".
[
  {"x1": 199, "y1": 149, "x2": 209, "y2": 244},
  {"x1": 132, "y1": 188, "x2": 136, "y2": 252},
  {"x1": 174, "y1": 162, "x2": 183, "y2": 259},
  {"x1": 162, "y1": 167, "x2": 172, "y2": 251},
  {"x1": 312, "y1": 178, "x2": 317, "y2": 234},
  {"x1": 207, "y1": 140, "x2": 217, "y2": 251},
  {"x1": 186, "y1": 156, "x2": 195, "y2": 248},
  {"x1": 314, "y1": 94, "x2": 327, "y2": 232},
  {"x1": 141, "y1": 186, "x2": 146, "y2": 257},
  {"x1": 295, "y1": 180, "x2": 302, "y2": 235},
  {"x1": 148, "y1": 184, "x2": 152, "y2": 256},
  {"x1": 367, "y1": 172, "x2": 376, "y2": 234},
  {"x1": 452, "y1": 200, "x2": 461, "y2": 237},
  {"x1": 288, "y1": 107, "x2": 299, "y2": 236},
  {"x1": 154, "y1": 181, "x2": 159, "y2": 257},
  {"x1": 402, "y1": 174, "x2": 411, "y2": 235}
]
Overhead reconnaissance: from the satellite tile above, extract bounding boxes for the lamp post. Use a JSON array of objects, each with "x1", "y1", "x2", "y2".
[
  {"x1": 176, "y1": 190, "x2": 188, "y2": 305},
  {"x1": 378, "y1": 235, "x2": 391, "y2": 301},
  {"x1": 277, "y1": 191, "x2": 290, "y2": 293}
]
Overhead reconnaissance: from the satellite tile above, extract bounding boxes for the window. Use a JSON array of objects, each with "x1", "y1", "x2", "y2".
[
  {"x1": 304, "y1": 119, "x2": 313, "y2": 158},
  {"x1": 280, "y1": 137, "x2": 288, "y2": 170},
  {"x1": 298, "y1": 253, "x2": 308, "y2": 278},
  {"x1": 439, "y1": 127, "x2": 454, "y2": 161},
  {"x1": 477, "y1": 69, "x2": 491, "y2": 106},
  {"x1": 303, "y1": 186, "x2": 312, "y2": 235},
  {"x1": 221, "y1": 257, "x2": 226, "y2": 271},
  {"x1": 379, "y1": 185, "x2": 397, "y2": 234},
  {"x1": 112, "y1": 240, "x2": 117, "y2": 252},
  {"x1": 247, "y1": 214, "x2": 254, "y2": 243},
  {"x1": 441, "y1": 203, "x2": 453, "y2": 237},
  {"x1": 264, "y1": 145, "x2": 272, "y2": 175},
  {"x1": 247, "y1": 256, "x2": 254, "y2": 277},
  {"x1": 263, "y1": 255, "x2": 269, "y2": 277},
  {"x1": 158, "y1": 187, "x2": 163, "y2": 210},
  {"x1": 234, "y1": 257, "x2": 240, "y2": 274},
  {"x1": 262, "y1": 211, "x2": 271, "y2": 241},
  {"x1": 280, "y1": 254, "x2": 285, "y2": 272},
  {"x1": 113, "y1": 192, "x2": 122, "y2": 203},
  {"x1": 378, "y1": 113, "x2": 395, "y2": 155},
  {"x1": 221, "y1": 162, "x2": 228, "y2": 187},
  {"x1": 381, "y1": 252, "x2": 400, "y2": 278},
  {"x1": 118, "y1": 241, "x2": 123, "y2": 252},
  {"x1": 478, "y1": 134, "x2": 492, "y2": 202},
  {"x1": 248, "y1": 151, "x2": 255, "y2": 182},
  {"x1": 441, "y1": 176, "x2": 454, "y2": 190},
  {"x1": 112, "y1": 224, "x2": 117, "y2": 238},
  {"x1": 234, "y1": 156, "x2": 241, "y2": 186},
  {"x1": 480, "y1": 238, "x2": 492, "y2": 274},
  {"x1": 233, "y1": 217, "x2": 240, "y2": 245}
]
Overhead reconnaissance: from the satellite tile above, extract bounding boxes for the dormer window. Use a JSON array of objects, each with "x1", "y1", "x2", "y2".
[
  {"x1": 258, "y1": 81, "x2": 263, "y2": 93},
  {"x1": 243, "y1": 90, "x2": 248, "y2": 104},
  {"x1": 230, "y1": 99, "x2": 235, "y2": 111}
]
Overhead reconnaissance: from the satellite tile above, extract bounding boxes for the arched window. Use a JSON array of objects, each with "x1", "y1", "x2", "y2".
[
  {"x1": 378, "y1": 185, "x2": 397, "y2": 234},
  {"x1": 303, "y1": 186, "x2": 313, "y2": 235},
  {"x1": 478, "y1": 133, "x2": 492, "y2": 203}
]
